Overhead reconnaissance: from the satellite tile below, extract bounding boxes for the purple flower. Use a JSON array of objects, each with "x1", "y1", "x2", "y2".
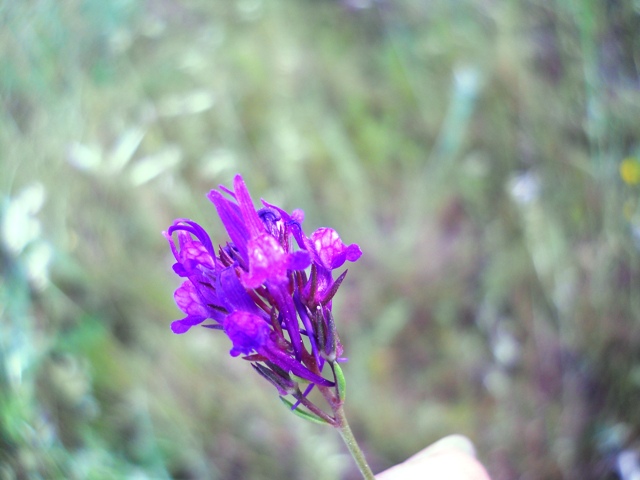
[{"x1": 164, "y1": 175, "x2": 361, "y2": 392}]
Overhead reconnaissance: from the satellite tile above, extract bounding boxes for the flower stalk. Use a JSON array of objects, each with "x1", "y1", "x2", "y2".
[{"x1": 335, "y1": 405, "x2": 376, "y2": 480}]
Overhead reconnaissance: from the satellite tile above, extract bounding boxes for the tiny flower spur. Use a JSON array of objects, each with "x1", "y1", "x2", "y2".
[{"x1": 164, "y1": 175, "x2": 375, "y2": 479}]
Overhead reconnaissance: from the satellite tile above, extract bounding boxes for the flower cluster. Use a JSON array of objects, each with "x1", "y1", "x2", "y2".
[{"x1": 164, "y1": 175, "x2": 361, "y2": 404}]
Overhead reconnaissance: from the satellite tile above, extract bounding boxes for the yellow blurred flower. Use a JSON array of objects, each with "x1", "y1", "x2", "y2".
[{"x1": 620, "y1": 157, "x2": 640, "y2": 185}]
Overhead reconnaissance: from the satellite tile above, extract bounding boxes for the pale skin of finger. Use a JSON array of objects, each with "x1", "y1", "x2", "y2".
[{"x1": 376, "y1": 446, "x2": 491, "y2": 480}]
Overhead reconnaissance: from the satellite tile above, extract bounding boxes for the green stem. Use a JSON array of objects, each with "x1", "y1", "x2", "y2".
[{"x1": 334, "y1": 405, "x2": 375, "y2": 480}]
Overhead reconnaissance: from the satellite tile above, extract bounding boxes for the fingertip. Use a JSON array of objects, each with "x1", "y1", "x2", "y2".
[
  {"x1": 410, "y1": 434, "x2": 477, "y2": 460},
  {"x1": 375, "y1": 436, "x2": 492, "y2": 480}
]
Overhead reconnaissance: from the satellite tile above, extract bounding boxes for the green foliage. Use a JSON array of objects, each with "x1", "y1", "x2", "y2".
[{"x1": 2, "y1": 0, "x2": 640, "y2": 478}]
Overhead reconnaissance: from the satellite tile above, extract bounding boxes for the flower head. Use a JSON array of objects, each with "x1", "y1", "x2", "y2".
[{"x1": 164, "y1": 174, "x2": 361, "y2": 393}]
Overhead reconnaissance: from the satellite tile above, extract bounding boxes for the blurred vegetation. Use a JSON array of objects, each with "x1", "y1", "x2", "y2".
[{"x1": 2, "y1": 0, "x2": 640, "y2": 478}]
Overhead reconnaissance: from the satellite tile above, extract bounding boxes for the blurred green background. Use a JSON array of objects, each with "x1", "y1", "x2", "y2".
[{"x1": 2, "y1": 0, "x2": 640, "y2": 478}]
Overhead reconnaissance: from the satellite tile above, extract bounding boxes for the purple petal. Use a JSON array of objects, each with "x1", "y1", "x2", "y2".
[
  {"x1": 179, "y1": 236, "x2": 213, "y2": 266},
  {"x1": 291, "y1": 209, "x2": 304, "y2": 223},
  {"x1": 287, "y1": 250, "x2": 311, "y2": 271},
  {"x1": 260, "y1": 200, "x2": 307, "y2": 250},
  {"x1": 232, "y1": 175, "x2": 265, "y2": 238},
  {"x1": 217, "y1": 266, "x2": 264, "y2": 317},
  {"x1": 310, "y1": 228, "x2": 361, "y2": 270},
  {"x1": 269, "y1": 287, "x2": 303, "y2": 360},
  {"x1": 165, "y1": 222, "x2": 218, "y2": 277},
  {"x1": 174, "y1": 280, "x2": 209, "y2": 317},
  {"x1": 223, "y1": 311, "x2": 270, "y2": 357},
  {"x1": 242, "y1": 233, "x2": 289, "y2": 289},
  {"x1": 208, "y1": 190, "x2": 250, "y2": 263},
  {"x1": 171, "y1": 315, "x2": 206, "y2": 334},
  {"x1": 171, "y1": 262, "x2": 189, "y2": 277},
  {"x1": 167, "y1": 220, "x2": 216, "y2": 260},
  {"x1": 344, "y1": 243, "x2": 362, "y2": 263},
  {"x1": 257, "y1": 207, "x2": 282, "y2": 237},
  {"x1": 294, "y1": 295, "x2": 320, "y2": 365}
]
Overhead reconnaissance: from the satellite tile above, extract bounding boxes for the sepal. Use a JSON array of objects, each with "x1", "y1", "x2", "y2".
[
  {"x1": 252, "y1": 363, "x2": 297, "y2": 396},
  {"x1": 279, "y1": 397, "x2": 331, "y2": 426},
  {"x1": 321, "y1": 309, "x2": 338, "y2": 362},
  {"x1": 332, "y1": 362, "x2": 346, "y2": 402}
]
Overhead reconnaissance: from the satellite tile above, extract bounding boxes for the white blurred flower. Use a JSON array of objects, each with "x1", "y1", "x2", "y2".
[
  {"x1": 1, "y1": 183, "x2": 52, "y2": 290},
  {"x1": 618, "y1": 450, "x2": 640, "y2": 480},
  {"x1": 2, "y1": 183, "x2": 45, "y2": 254},
  {"x1": 508, "y1": 171, "x2": 541, "y2": 205}
]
